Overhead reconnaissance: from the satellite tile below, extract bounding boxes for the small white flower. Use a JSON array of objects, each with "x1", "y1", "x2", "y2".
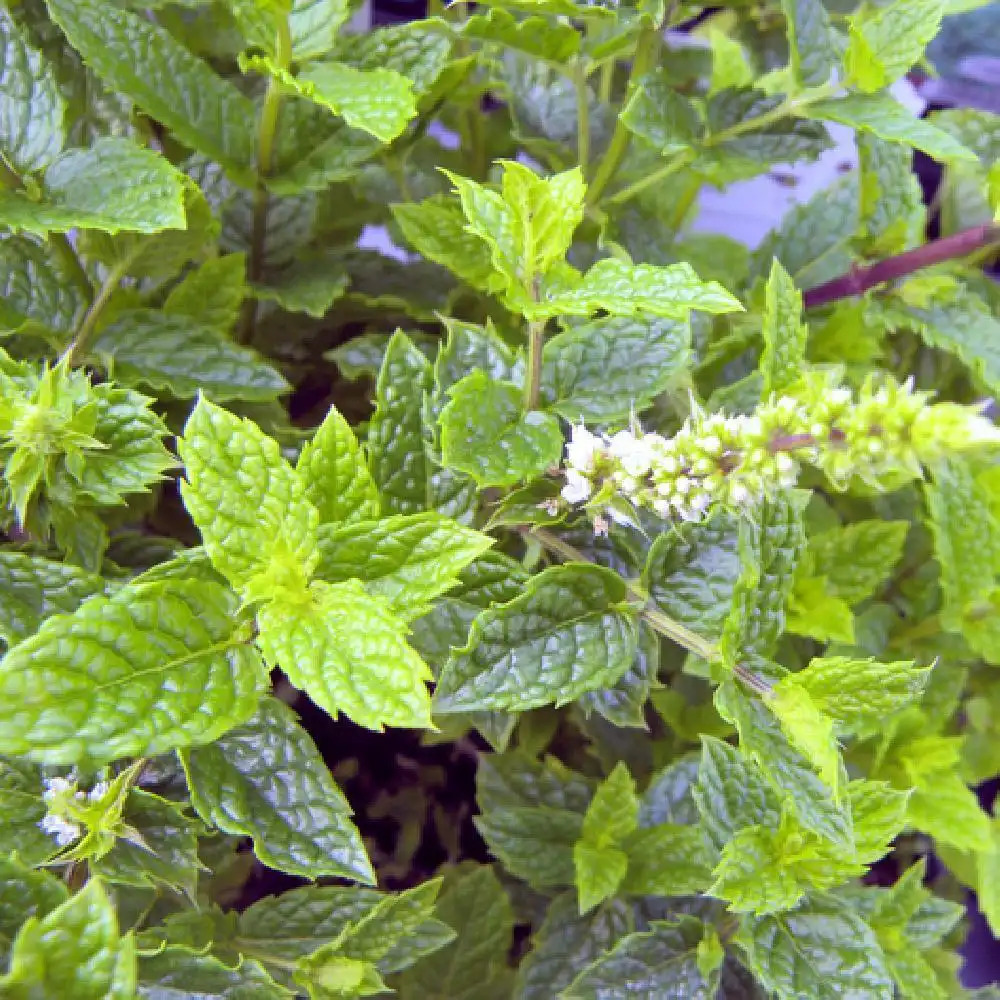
[
  {"x1": 653, "y1": 497, "x2": 672, "y2": 517},
  {"x1": 538, "y1": 498, "x2": 560, "y2": 516},
  {"x1": 659, "y1": 454, "x2": 679, "y2": 475},
  {"x1": 729, "y1": 482, "x2": 752, "y2": 506},
  {"x1": 561, "y1": 469, "x2": 592, "y2": 504},
  {"x1": 88, "y1": 780, "x2": 110, "y2": 802},
  {"x1": 39, "y1": 813, "x2": 81, "y2": 848},
  {"x1": 42, "y1": 777, "x2": 73, "y2": 803},
  {"x1": 830, "y1": 388, "x2": 852, "y2": 407},
  {"x1": 608, "y1": 430, "x2": 654, "y2": 478},
  {"x1": 592, "y1": 514, "x2": 610, "y2": 536},
  {"x1": 674, "y1": 475, "x2": 691, "y2": 495},
  {"x1": 775, "y1": 453, "x2": 796, "y2": 474},
  {"x1": 701, "y1": 434, "x2": 722, "y2": 455},
  {"x1": 566, "y1": 425, "x2": 603, "y2": 473},
  {"x1": 656, "y1": 482, "x2": 673, "y2": 497}
]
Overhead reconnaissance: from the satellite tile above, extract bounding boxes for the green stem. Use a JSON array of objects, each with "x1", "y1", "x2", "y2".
[
  {"x1": 0, "y1": 154, "x2": 21, "y2": 190},
  {"x1": 599, "y1": 60, "x2": 614, "y2": 104},
  {"x1": 64, "y1": 256, "x2": 133, "y2": 366},
  {"x1": 238, "y1": 17, "x2": 293, "y2": 345},
  {"x1": 574, "y1": 61, "x2": 591, "y2": 175},
  {"x1": 523, "y1": 320, "x2": 545, "y2": 411},
  {"x1": 49, "y1": 234, "x2": 94, "y2": 301},
  {"x1": 585, "y1": 26, "x2": 659, "y2": 206},
  {"x1": 605, "y1": 149, "x2": 693, "y2": 207}
]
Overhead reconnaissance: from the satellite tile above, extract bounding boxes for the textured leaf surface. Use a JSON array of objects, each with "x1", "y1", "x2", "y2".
[
  {"x1": 760, "y1": 259, "x2": 807, "y2": 397},
  {"x1": 257, "y1": 579, "x2": 433, "y2": 730},
  {"x1": 0, "y1": 552, "x2": 104, "y2": 647},
  {"x1": 845, "y1": 0, "x2": 942, "y2": 92},
  {"x1": 0, "y1": 758, "x2": 57, "y2": 866},
  {"x1": 162, "y1": 253, "x2": 247, "y2": 333},
  {"x1": 0, "y1": 856, "x2": 67, "y2": 964},
  {"x1": 805, "y1": 520, "x2": 908, "y2": 605},
  {"x1": 136, "y1": 948, "x2": 289, "y2": 999},
  {"x1": 181, "y1": 697, "x2": 374, "y2": 883},
  {"x1": 0, "y1": 138, "x2": 186, "y2": 235},
  {"x1": 434, "y1": 564, "x2": 638, "y2": 713},
  {"x1": 92, "y1": 310, "x2": 288, "y2": 402},
  {"x1": 0, "y1": 235, "x2": 85, "y2": 335},
  {"x1": 0, "y1": 9, "x2": 64, "y2": 174},
  {"x1": 45, "y1": 0, "x2": 256, "y2": 178},
  {"x1": 314, "y1": 513, "x2": 492, "y2": 615},
  {"x1": 178, "y1": 397, "x2": 319, "y2": 593},
  {"x1": 740, "y1": 895, "x2": 893, "y2": 1000},
  {"x1": 782, "y1": 0, "x2": 837, "y2": 88},
  {"x1": 295, "y1": 405, "x2": 380, "y2": 527},
  {"x1": 621, "y1": 72, "x2": 701, "y2": 156},
  {"x1": 440, "y1": 372, "x2": 563, "y2": 487},
  {"x1": 541, "y1": 317, "x2": 690, "y2": 423},
  {"x1": 0, "y1": 578, "x2": 266, "y2": 766},
  {"x1": 767, "y1": 683, "x2": 841, "y2": 794}
]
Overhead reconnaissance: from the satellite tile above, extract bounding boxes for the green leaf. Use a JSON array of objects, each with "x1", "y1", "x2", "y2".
[
  {"x1": 708, "y1": 30, "x2": 753, "y2": 95},
  {"x1": 0, "y1": 578, "x2": 266, "y2": 766},
  {"x1": 434, "y1": 564, "x2": 639, "y2": 714},
  {"x1": 857, "y1": 135, "x2": 926, "y2": 254},
  {"x1": 541, "y1": 317, "x2": 690, "y2": 423},
  {"x1": 767, "y1": 682, "x2": 842, "y2": 795},
  {"x1": 709, "y1": 824, "x2": 809, "y2": 915},
  {"x1": 516, "y1": 894, "x2": 629, "y2": 1000},
  {"x1": 181, "y1": 697, "x2": 374, "y2": 883},
  {"x1": 907, "y1": 770, "x2": 992, "y2": 852},
  {"x1": 45, "y1": 0, "x2": 256, "y2": 180},
  {"x1": 620, "y1": 71, "x2": 701, "y2": 156},
  {"x1": 391, "y1": 195, "x2": 496, "y2": 292},
  {"x1": 295, "y1": 404, "x2": 380, "y2": 528},
  {"x1": 289, "y1": 0, "x2": 354, "y2": 61},
  {"x1": 573, "y1": 843, "x2": 628, "y2": 914},
  {"x1": 785, "y1": 576, "x2": 855, "y2": 644},
  {"x1": 0, "y1": 551, "x2": 104, "y2": 647},
  {"x1": 91, "y1": 790, "x2": 202, "y2": 896},
  {"x1": 91, "y1": 310, "x2": 288, "y2": 402},
  {"x1": 849, "y1": 779, "x2": 910, "y2": 864},
  {"x1": 0, "y1": 137, "x2": 186, "y2": 235},
  {"x1": 620, "y1": 823, "x2": 714, "y2": 897},
  {"x1": 253, "y1": 255, "x2": 349, "y2": 318},
  {"x1": 562, "y1": 917, "x2": 716, "y2": 999},
  {"x1": 759, "y1": 259, "x2": 807, "y2": 398},
  {"x1": 976, "y1": 816, "x2": 1000, "y2": 940},
  {"x1": 163, "y1": 253, "x2": 247, "y2": 333},
  {"x1": 784, "y1": 656, "x2": 930, "y2": 732},
  {"x1": 740, "y1": 895, "x2": 893, "y2": 1000},
  {"x1": 293, "y1": 61, "x2": 416, "y2": 143},
  {"x1": 338, "y1": 21, "x2": 454, "y2": 98},
  {"x1": 0, "y1": 856, "x2": 68, "y2": 964},
  {"x1": 136, "y1": 948, "x2": 290, "y2": 999},
  {"x1": 0, "y1": 235, "x2": 86, "y2": 337},
  {"x1": 368, "y1": 331, "x2": 433, "y2": 516},
  {"x1": 433, "y1": 318, "x2": 521, "y2": 399},
  {"x1": 462, "y1": 9, "x2": 580, "y2": 62},
  {"x1": 531, "y1": 259, "x2": 743, "y2": 322},
  {"x1": 809, "y1": 94, "x2": 976, "y2": 164},
  {"x1": 313, "y1": 512, "x2": 492, "y2": 617},
  {"x1": 256, "y1": 579, "x2": 433, "y2": 731},
  {"x1": 0, "y1": 879, "x2": 133, "y2": 998},
  {"x1": 178, "y1": 396, "x2": 319, "y2": 594},
  {"x1": 439, "y1": 372, "x2": 563, "y2": 488},
  {"x1": 782, "y1": 0, "x2": 837, "y2": 89},
  {"x1": 845, "y1": 0, "x2": 942, "y2": 92},
  {"x1": 579, "y1": 620, "x2": 659, "y2": 730},
  {"x1": 0, "y1": 758, "x2": 58, "y2": 866},
  {"x1": 805, "y1": 520, "x2": 908, "y2": 605},
  {"x1": 0, "y1": 8, "x2": 65, "y2": 174},
  {"x1": 396, "y1": 866, "x2": 515, "y2": 1000}
]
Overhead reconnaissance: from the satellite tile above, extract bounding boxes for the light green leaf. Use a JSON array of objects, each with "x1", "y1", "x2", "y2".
[
  {"x1": 541, "y1": 317, "x2": 690, "y2": 423},
  {"x1": 0, "y1": 759, "x2": 54, "y2": 867},
  {"x1": 809, "y1": 94, "x2": 977, "y2": 164},
  {"x1": 136, "y1": 948, "x2": 290, "y2": 999},
  {"x1": 290, "y1": 0, "x2": 354, "y2": 62},
  {"x1": 178, "y1": 397, "x2": 319, "y2": 594},
  {"x1": 759, "y1": 259, "x2": 806, "y2": 397},
  {"x1": 368, "y1": 330, "x2": 433, "y2": 516},
  {"x1": 767, "y1": 682, "x2": 842, "y2": 796},
  {"x1": 295, "y1": 404, "x2": 380, "y2": 527},
  {"x1": 562, "y1": 917, "x2": 716, "y2": 999},
  {"x1": 439, "y1": 371, "x2": 563, "y2": 488},
  {"x1": 581, "y1": 763, "x2": 639, "y2": 847},
  {"x1": 0, "y1": 578, "x2": 267, "y2": 766},
  {"x1": 573, "y1": 842, "x2": 628, "y2": 914},
  {"x1": 0, "y1": 8, "x2": 65, "y2": 174},
  {"x1": 395, "y1": 866, "x2": 515, "y2": 1000},
  {"x1": 620, "y1": 70, "x2": 701, "y2": 156},
  {"x1": 313, "y1": 512, "x2": 492, "y2": 616},
  {"x1": 0, "y1": 856, "x2": 68, "y2": 964},
  {"x1": 45, "y1": 0, "x2": 256, "y2": 180},
  {"x1": 0, "y1": 551, "x2": 104, "y2": 647},
  {"x1": 782, "y1": 0, "x2": 837, "y2": 89},
  {"x1": 786, "y1": 656, "x2": 930, "y2": 732},
  {"x1": 531, "y1": 259, "x2": 743, "y2": 322},
  {"x1": 786, "y1": 576, "x2": 855, "y2": 644},
  {"x1": 976, "y1": 816, "x2": 1000, "y2": 940},
  {"x1": 181, "y1": 697, "x2": 374, "y2": 883},
  {"x1": 845, "y1": 0, "x2": 942, "y2": 92},
  {"x1": 708, "y1": 30, "x2": 753, "y2": 95},
  {"x1": 857, "y1": 134, "x2": 926, "y2": 254},
  {"x1": 0, "y1": 880, "x2": 133, "y2": 999},
  {"x1": 338, "y1": 21, "x2": 454, "y2": 98},
  {"x1": 709, "y1": 824, "x2": 807, "y2": 915},
  {"x1": 620, "y1": 823, "x2": 714, "y2": 897},
  {"x1": 739, "y1": 895, "x2": 893, "y2": 1000},
  {"x1": 256, "y1": 579, "x2": 433, "y2": 731},
  {"x1": 462, "y1": 9, "x2": 580, "y2": 62},
  {"x1": 433, "y1": 318, "x2": 521, "y2": 398},
  {"x1": 516, "y1": 893, "x2": 629, "y2": 1000},
  {"x1": 849, "y1": 779, "x2": 910, "y2": 865},
  {"x1": 907, "y1": 770, "x2": 992, "y2": 852},
  {"x1": 434, "y1": 564, "x2": 639, "y2": 714},
  {"x1": 164, "y1": 253, "x2": 247, "y2": 334},
  {"x1": 805, "y1": 520, "x2": 908, "y2": 605},
  {"x1": 91, "y1": 310, "x2": 288, "y2": 402},
  {"x1": 296, "y1": 61, "x2": 417, "y2": 143},
  {"x1": 0, "y1": 137, "x2": 186, "y2": 235},
  {"x1": 391, "y1": 195, "x2": 496, "y2": 292}
]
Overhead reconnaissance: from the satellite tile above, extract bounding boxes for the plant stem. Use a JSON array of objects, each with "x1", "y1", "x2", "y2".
[
  {"x1": 238, "y1": 18, "x2": 292, "y2": 345},
  {"x1": 605, "y1": 150, "x2": 693, "y2": 207},
  {"x1": 585, "y1": 26, "x2": 659, "y2": 206},
  {"x1": 49, "y1": 234, "x2": 94, "y2": 300},
  {"x1": 64, "y1": 256, "x2": 133, "y2": 366},
  {"x1": 802, "y1": 224, "x2": 1000, "y2": 308},
  {"x1": 523, "y1": 320, "x2": 545, "y2": 410},
  {"x1": 599, "y1": 60, "x2": 614, "y2": 104},
  {"x1": 0, "y1": 153, "x2": 20, "y2": 190},
  {"x1": 575, "y1": 61, "x2": 591, "y2": 175}
]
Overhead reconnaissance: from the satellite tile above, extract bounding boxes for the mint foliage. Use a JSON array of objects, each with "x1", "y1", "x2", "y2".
[{"x1": 0, "y1": 0, "x2": 998, "y2": 996}]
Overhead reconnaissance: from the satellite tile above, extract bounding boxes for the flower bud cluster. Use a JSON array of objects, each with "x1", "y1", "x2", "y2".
[
  {"x1": 38, "y1": 775, "x2": 110, "y2": 848},
  {"x1": 560, "y1": 372, "x2": 1000, "y2": 527}
]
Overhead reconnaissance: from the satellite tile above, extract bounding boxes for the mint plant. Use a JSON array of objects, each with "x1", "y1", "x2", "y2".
[{"x1": 1, "y1": 0, "x2": 1000, "y2": 996}]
